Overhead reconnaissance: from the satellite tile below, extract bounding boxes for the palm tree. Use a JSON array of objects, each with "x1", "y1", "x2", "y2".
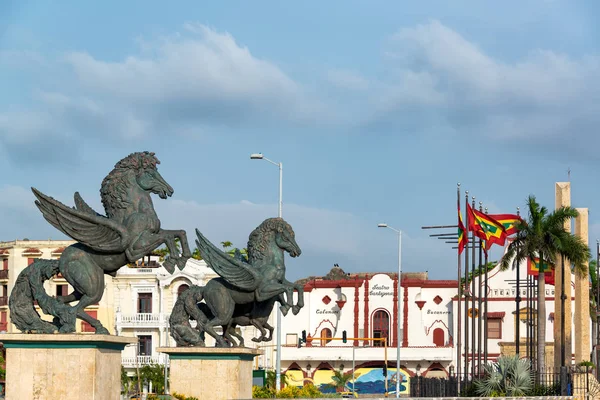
[
  {"x1": 265, "y1": 370, "x2": 288, "y2": 390},
  {"x1": 329, "y1": 370, "x2": 355, "y2": 392},
  {"x1": 475, "y1": 355, "x2": 532, "y2": 396},
  {"x1": 501, "y1": 195, "x2": 589, "y2": 380}
]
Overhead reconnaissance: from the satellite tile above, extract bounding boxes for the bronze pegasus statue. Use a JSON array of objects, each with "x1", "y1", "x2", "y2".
[
  {"x1": 9, "y1": 151, "x2": 191, "y2": 334},
  {"x1": 170, "y1": 217, "x2": 305, "y2": 347}
]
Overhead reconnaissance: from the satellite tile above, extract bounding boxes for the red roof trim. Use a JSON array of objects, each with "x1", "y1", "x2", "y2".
[
  {"x1": 51, "y1": 247, "x2": 66, "y2": 254},
  {"x1": 303, "y1": 278, "x2": 364, "y2": 291},
  {"x1": 487, "y1": 312, "x2": 506, "y2": 319},
  {"x1": 403, "y1": 279, "x2": 458, "y2": 288},
  {"x1": 0, "y1": 250, "x2": 8, "y2": 255},
  {"x1": 22, "y1": 248, "x2": 42, "y2": 255},
  {"x1": 303, "y1": 277, "x2": 459, "y2": 290}
]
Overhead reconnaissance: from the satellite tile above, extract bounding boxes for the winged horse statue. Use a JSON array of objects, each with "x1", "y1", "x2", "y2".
[{"x1": 9, "y1": 151, "x2": 191, "y2": 334}]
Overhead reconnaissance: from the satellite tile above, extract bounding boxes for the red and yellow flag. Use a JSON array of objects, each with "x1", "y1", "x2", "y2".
[
  {"x1": 487, "y1": 214, "x2": 524, "y2": 236},
  {"x1": 527, "y1": 257, "x2": 553, "y2": 274},
  {"x1": 458, "y1": 205, "x2": 468, "y2": 254},
  {"x1": 528, "y1": 257, "x2": 555, "y2": 284},
  {"x1": 467, "y1": 204, "x2": 507, "y2": 250}
]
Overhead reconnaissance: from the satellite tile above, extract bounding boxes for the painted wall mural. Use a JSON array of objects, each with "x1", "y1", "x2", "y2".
[{"x1": 286, "y1": 367, "x2": 410, "y2": 395}]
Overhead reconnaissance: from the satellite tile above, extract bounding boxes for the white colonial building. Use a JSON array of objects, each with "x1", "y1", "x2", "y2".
[{"x1": 278, "y1": 260, "x2": 583, "y2": 395}]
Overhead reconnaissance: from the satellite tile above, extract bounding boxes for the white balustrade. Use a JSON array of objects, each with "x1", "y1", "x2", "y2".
[
  {"x1": 121, "y1": 355, "x2": 166, "y2": 367},
  {"x1": 117, "y1": 313, "x2": 169, "y2": 327}
]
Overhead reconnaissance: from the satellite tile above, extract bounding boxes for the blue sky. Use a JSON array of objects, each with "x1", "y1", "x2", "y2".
[{"x1": 1, "y1": 1, "x2": 600, "y2": 281}]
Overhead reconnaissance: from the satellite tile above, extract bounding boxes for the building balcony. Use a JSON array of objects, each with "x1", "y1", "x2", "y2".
[
  {"x1": 116, "y1": 313, "x2": 168, "y2": 328},
  {"x1": 0, "y1": 270, "x2": 8, "y2": 280},
  {"x1": 121, "y1": 355, "x2": 167, "y2": 368}
]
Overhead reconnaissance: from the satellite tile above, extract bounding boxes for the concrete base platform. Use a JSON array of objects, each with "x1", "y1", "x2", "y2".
[
  {"x1": 2, "y1": 333, "x2": 136, "y2": 400},
  {"x1": 157, "y1": 346, "x2": 263, "y2": 400}
]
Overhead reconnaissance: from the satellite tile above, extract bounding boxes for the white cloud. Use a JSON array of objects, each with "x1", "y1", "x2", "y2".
[
  {"x1": 327, "y1": 69, "x2": 370, "y2": 91},
  {"x1": 63, "y1": 24, "x2": 323, "y2": 126},
  {"x1": 366, "y1": 20, "x2": 600, "y2": 147},
  {"x1": 0, "y1": 24, "x2": 332, "y2": 163}
]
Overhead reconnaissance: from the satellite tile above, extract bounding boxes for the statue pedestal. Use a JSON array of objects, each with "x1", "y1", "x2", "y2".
[
  {"x1": 157, "y1": 346, "x2": 263, "y2": 400},
  {"x1": 2, "y1": 334, "x2": 136, "y2": 400}
]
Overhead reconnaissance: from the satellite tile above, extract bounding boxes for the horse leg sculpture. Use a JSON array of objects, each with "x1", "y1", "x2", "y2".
[
  {"x1": 283, "y1": 279, "x2": 305, "y2": 315},
  {"x1": 250, "y1": 319, "x2": 268, "y2": 342},
  {"x1": 60, "y1": 257, "x2": 109, "y2": 334},
  {"x1": 200, "y1": 281, "x2": 234, "y2": 347},
  {"x1": 160, "y1": 229, "x2": 192, "y2": 264},
  {"x1": 128, "y1": 231, "x2": 186, "y2": 274},
  {"x1": 255, "y1": 283, "x2": 293, "y2": 316}
]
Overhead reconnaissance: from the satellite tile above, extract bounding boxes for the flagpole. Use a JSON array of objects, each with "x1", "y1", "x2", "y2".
[
  {"x1": 483, "y1": 207, "x2": 489, "y2": 367},
  {"x1": 464, "y1": 191, "x2": 470, "y2": 380},
  {"x1": 515, "y1": 207, "x2": 521, "y2": 356},
  {"x1": 471, "y1": 196, "x2": 476, "y2": 379},
  {"x1": 477, "y1": 202, "x2": 483, "y2": 376},
  {"x1": 456, "y1": 184, "x2": 462, "y2": 393},
  {"x1": 527, "y1": 266, "x2": 532, "y2": 365}
]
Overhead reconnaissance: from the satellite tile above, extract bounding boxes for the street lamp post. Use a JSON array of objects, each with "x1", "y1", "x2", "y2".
[
  {"x1": 251, "y1": 152, "x2": 283, "y2": 390},
  {"x1": 378, "y1": 223, "x2": 402, "y2": 398}
]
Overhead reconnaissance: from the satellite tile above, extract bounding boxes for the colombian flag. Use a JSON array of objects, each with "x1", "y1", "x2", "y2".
[
  {"x1": 467, "y1": 204, "x2": 507, "y2": 250},
  {"x1": 487, "y1": 214, "x2": 524, "y2": 236}
]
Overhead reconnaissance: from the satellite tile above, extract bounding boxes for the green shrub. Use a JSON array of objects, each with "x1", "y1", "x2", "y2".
[
  {"x1": 170, "y1": 393, "x2": 199, "y2": 400},
  {"x1": 275, "y1": 386, "x2": 302, "y2": 398},
  {"x1": 529, "y1": 382, "x2": 561, "y2": 396},
  {"x1": 252, "y1": 385, "x2": 275, "y2": 398},
  {"x1": 298, "y1": 383, "x2": 323, "y2": 398},
  {"x1": 474, "y1": 355, "x2": 532, "y2": 397}
]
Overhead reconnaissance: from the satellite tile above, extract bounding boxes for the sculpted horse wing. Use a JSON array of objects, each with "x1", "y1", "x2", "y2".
[
  {"x1": 32, "y1": 187, "x2": 129, "y2": 253},
  {"x1": 73, "y1": 192, "x2": 104, "y2": 217},
  {"x1": 195, "y1": 228, "x2": 260, "y2": 292}
]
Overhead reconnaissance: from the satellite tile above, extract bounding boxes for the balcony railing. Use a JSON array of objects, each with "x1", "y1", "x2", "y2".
[
  {"x1": 0, "y1": 297, "x2": 7, "y2": 306},
  {"x1": 117, "y1": 313, "x2": 168, "y2": 327},
  {"x1": 121, "y1": 355, "x2": 166, "y2": 367},
  {"x1": 0, "y1": 270, "x2": 8, "y2": 280}
]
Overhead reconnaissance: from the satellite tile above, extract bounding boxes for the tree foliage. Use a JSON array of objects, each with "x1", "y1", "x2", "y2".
[
  {"x1": 139, "y1": 362, "x2": 166, "y2": 395},
  {"x1": 474, "y1": 355, "x2": 532, "y2": 397},
  {"x1": 329, "y1": 370, "x2": 356, "y2": 391},
  {"x1": 500, "y1": 195, "x2": 590, "y2": 378}
]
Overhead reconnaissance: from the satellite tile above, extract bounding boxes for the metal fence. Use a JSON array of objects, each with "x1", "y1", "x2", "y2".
[{"x1": 410, "y1": 367, "x2": 594, "y2": 398}]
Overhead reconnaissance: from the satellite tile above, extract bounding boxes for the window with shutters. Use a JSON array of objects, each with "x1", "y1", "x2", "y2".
[
  {"x1": 56, "y1": 284, "x2": 69, "y2": 297},
  {"x1": 488, "y1": 318, "x2": 502, "y2": 339},
  {"x1": 81, "y1": 310, "x2": 97, "y2": 332},
  {"x1": 138, "y1": 335, "x2": 152, "y2": 356},
  {"x1": 137, "y1": 293, "x2": 152, "y2": 313},
  {"x1": 372, "y1": 310, "x2": 390, "y2": 347}
]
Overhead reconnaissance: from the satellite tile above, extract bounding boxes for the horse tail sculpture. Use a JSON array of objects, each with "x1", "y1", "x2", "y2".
[{"x1": 9, "y1": 259, "x2": 76, "y2": 334}]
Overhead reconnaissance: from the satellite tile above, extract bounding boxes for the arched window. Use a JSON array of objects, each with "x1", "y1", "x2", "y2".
[
  {"x1": 372, "y1": 310, "x2": 390, "y2": 347},
  {"x1": 433, "y1": 328, "x2": 445, "y2": 346},
  {"x1": 320, "y1": 328, "x2": 332, "y2": 346},
  {"x1": 177, "y1": 284, "x2": 189, "y2": 297}
]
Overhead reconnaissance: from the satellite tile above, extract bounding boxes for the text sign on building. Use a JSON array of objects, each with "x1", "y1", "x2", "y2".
[{"x1": 369, "y1": 284, "x2": 394, "y2": 298}]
